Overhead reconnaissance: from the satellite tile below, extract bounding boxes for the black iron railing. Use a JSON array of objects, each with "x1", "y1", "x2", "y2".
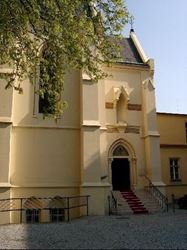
[
  {"x1": 171, "y1": 193, "x2": 179, "y2": 213},
  {"x1": 108, "y1": 191, "x2": 117, "y2": 215},
  {"x1": 0, "y1": 195, "x2": 90, "y2": 224},
  {"x1": 144, "y1": 176, "x2": 168, "y2": 212}
]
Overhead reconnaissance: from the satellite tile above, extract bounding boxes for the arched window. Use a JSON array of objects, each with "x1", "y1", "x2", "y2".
[
  {"x1": 113, "y1": 145, "x2": 129, "y2": 156},
  {"x1": 38, "y1": 48, "x2": 51, "y2": 114},
  {"x1": 38, "y1": 47, "x2": 61, "y2": 115}
]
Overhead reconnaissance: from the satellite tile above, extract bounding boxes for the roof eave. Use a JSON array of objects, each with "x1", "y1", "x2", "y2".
[{"x1": 114, "y1": 61, "x2": 150, "y2": 69}]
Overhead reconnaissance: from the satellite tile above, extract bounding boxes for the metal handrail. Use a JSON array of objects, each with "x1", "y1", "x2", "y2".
[
  {"x1": 109, "y1": 191, "x2": 117, "y2": 215},
  {"x1": 0, "y1": 195, "x2": 90, "y2": 223},
  {"x1": 171, "y1": 193, "x2": 176, "y2": 213},
  {"x1": 144, "y1": 175, "x2": 168, "y2": 212}
]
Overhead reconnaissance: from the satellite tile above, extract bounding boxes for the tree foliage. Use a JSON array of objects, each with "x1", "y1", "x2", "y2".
[{"x1": 0, "y1": 0, "x2": 129, "y2": 118}]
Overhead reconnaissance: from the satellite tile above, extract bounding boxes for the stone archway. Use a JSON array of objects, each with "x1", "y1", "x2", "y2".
[{"x1": 108, "y1": 139, "x2": 137, "y2": 190}]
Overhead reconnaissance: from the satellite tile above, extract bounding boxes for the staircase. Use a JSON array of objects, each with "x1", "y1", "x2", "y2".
[
  {"x1": 134, "y1": 190, "x2": 163, "y2": 213},
  {"x1": 121, "y1": 190, "x2": 149, "y2": 214},
  {"x1": 110, "y1": 189, "x2": 162, "y2": 215}
]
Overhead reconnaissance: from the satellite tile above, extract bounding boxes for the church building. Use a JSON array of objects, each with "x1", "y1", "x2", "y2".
[{"x1": 0, "y1": 30, "x2": 186, "y2": 224}]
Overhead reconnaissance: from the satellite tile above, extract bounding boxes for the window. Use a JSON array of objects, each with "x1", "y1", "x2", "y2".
[
  {"x1": 170, "y1": 158, "x2": 181, "y2": 182},
  {"x1": 26, "y1": 209, "x2": 40, "y2": 223},
  {"x1": 113, "y1": 145, "x2": 129, "y2": 156},
  {"x1": 38, "y1": 47, "x2": 61, "y2": 115},
  {"x1": 38, "y1": 48, "x2": 52, "y2": 114},
  {"x1": 50, "y1": 208, "x2": 65, "y2": 222},
  {"x1": 38, "y1": 92, "x2": 50, "y2": 114}
]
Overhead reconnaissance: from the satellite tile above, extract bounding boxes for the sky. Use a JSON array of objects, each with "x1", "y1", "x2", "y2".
[{"x1": 124, "y1": 0, "x2": 187, "y2": 114}]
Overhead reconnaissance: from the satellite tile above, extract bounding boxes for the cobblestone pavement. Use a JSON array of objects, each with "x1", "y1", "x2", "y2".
[{"x1": 0, "y1": 210, "x2": 187, "y2": 249}]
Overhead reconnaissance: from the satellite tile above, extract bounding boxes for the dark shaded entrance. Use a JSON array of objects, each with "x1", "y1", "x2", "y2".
[{"x1": 112, "y1": 158, "x2": 130, "y2": 190}]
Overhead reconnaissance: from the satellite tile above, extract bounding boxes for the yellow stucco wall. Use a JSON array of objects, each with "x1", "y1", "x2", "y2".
[
  {"x1": 10, "y1": 127, "x2": 81, "y2": 186},
  {"x1": 10, "y1": 69, "x2": 81, "y2": 189},
  {"x1": 80, "y1": 61, "x2": 163, "y2": 214},
  {"x1": 157, "y1": 113, "x2": 187, "y2": 200},
  {"x1": 0, "y1": 69, "x2": 83, "y2": 224},
  {"x1": 157, "y1": 113, "x2": 187, "y2": 145},
  {"x1": 0, "y1": 80, "x2": 13, "y2": 118}
]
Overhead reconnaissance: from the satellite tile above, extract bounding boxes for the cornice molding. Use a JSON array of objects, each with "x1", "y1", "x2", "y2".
[
  {"x1": 0, "y1": 117, "x2": 12, "y2": 123},
  {"x1": 160, "y1": 144, "x2": 187, "y2": 148},
  {"x1": 82, "y1": 120, "x2": 101, "y2": 127}
]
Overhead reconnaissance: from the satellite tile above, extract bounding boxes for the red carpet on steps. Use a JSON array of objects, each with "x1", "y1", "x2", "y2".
[{"x1": 121, "y1": 190, "x2": 149, "y2": 214}]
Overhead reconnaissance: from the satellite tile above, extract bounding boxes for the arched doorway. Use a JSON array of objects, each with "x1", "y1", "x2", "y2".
[{"x1": 111, "y1": 145, "x2": 130, "y2": 190}]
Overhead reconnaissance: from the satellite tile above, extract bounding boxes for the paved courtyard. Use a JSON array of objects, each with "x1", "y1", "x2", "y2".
[{"x1": 0, "y1": 210, "x2": 187, "y2": 249}]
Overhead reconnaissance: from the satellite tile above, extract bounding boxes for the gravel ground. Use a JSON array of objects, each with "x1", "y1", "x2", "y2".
[{"x1": 0, "y1": 210, "x2": 187, "y2": 249}]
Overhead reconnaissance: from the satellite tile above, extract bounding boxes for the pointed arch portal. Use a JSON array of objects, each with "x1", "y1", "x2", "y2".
[{"x1": 108, "y1": 139, "x2": 137, "y2": 191}]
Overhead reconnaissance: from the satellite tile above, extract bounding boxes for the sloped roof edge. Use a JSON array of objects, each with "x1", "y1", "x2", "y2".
[
  {"x1": 129, "y1": 30, "x2": 149, "y2": 64},
  {"x1": 157, "y1": 112, "x2": 187, "y2": 117}
]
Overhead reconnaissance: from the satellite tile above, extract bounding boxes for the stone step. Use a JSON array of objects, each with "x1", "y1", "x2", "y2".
[
  {"x1": 120, "y1": 190, "x2": 149, "y2": 214},
  {"x1": 134, "y1": 190, "x2": 162, "y2": 213},
  {"x1": 111, "y1": 190, "x2": 162, "y2": 215}
]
